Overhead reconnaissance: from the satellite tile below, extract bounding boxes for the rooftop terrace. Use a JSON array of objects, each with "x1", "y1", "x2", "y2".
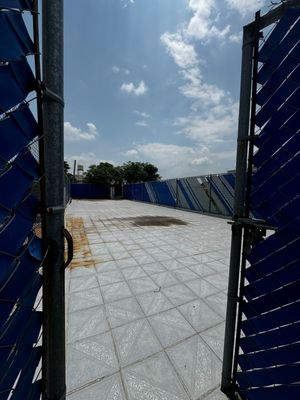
[{"x1": 66, "y1": 200, "x2": 230, "y2": 400}]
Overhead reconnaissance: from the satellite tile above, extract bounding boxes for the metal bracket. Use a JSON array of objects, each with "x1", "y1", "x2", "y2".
[
  {"x1": 46, "y1": 206, "x2": 65, "y2": 215},
  {"x1": 62, "y1": 228, "x2": 73, "y2": 269},
  {"x1": 228, "y1": 217, "x2": 277, "y2": 231},
  {"x1": 40, "y1": 81, "x2": 65, "y2": 107}
]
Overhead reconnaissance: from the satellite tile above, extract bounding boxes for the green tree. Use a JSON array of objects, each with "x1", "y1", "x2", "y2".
[
  {"x1": 84, "y1": 162, "x2": 118, "y2": 187},
  {"x1": 121, "y1": 161, "x2": 160, "y2": 183}
]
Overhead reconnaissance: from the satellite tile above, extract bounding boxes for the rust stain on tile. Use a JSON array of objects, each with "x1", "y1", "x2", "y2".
[{"x1": 65, "y1": 217, "x2": 96, "y2": 269}]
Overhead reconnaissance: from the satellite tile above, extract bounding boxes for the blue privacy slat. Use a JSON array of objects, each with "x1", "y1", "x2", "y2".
[
  {"x1": 255, "y1": 85, "x2": 300, "y2": 130},
  {"x1": 0, "y1": 0, "x2": 33, "y2": 10},
  {"x1": 0, "y1": 253, "x2": 17, "y2": 291},
  {"x1": 259, "y1": 8, "x2": 300, "y2": 62},
  {"x1": 258, "y1": 19, "x2": 300, "y2": 84},
  {"x1": 11, "y1": 347, "x2": 42, "y2": 400},
  {"x1": 223, "y1": 173, "x2": 235, "y2": 188},
  {"x1": 257, "y1": 42, "x2": 300, "y2": 106},
  {"x1": 246, "y1": 237, "x2": 300, "y2": 283},
  {"x1": 0, "y1": 309, "x2": 42, "y2": 348},
  {"x1": 267, "y1": 194, "x2": 300, "y2": 228},
  {"x1": 241, "y1": 385, "x2": 300, "y2": 400},
  {"x1": 0, "y1": 195, "x2": 38, "y2": 255},
  {"x1": 244, "y1": 259, "x2": 300, "y2": 300},
  {"x1": 254, "y1": 130, "x2": 299, "y2": 171},
  {"x1": 237, "y1": 363, "x2": 300, "y2": 389},
  {"x1": 243, "y1": 280, "x2": 300, "y2": 317},
  {"x1": 0, "y1": 106, "x2": 38, "y2": 162},
  {"x1": 255, "y1": 65, "x2": 300, "y2": 127},
  {"x1": 0, "y1": 11, "x2": 33, "y2": 61},
  {"x1": 0, "y1": 153, "x2": 39, "y2": 210},
  {"x1": 241, "y1": 301, "x2": 300, "y2": 336},
  {"x1": 247, "y1": 217, "x2": 300, "y2": 268},
  {"x1": 0, "y1": 253, "x2": 39, "y2": 297},
  {"x1": 240, "y1": 321, "x2": 300, "y2": 353},
  {"x1": 239, "y1": 342, "x2": 300, "y2": 370},
  {"x1": 255, "y1": 108, "x2": 299, "y2": 152},
  {"x1": 0, "y1": 60, "x2": 35, "y2": 112}
]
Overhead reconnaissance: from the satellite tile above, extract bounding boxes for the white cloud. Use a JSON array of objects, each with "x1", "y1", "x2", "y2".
[
  {"x1": 186, "y1": 0, "x2": 231, "y2": 41},
  {"x1": 229, "y1": 32, "x2": 242, "y2": 43},
  {"x1": 225, "y1": 0, "x2": 266, "y2": 17},
  {"x1": 136, "y1": 121, "x2": 148, "y2": 127},
  {"x1": 133, "y1": 110, "x2": 151, "y2": 118},
  {"x1": 112, "y1": 65, "x2": 120, "y2": 73},
  {"x1": 120, "y1": 80, "x2": 148, "y2": 96},
  {"x1": 64, "y1": 122, "x2": 99, "y2": 141},
  {"x1": 125, "y1": 149, "x2": 139, "y2": 157}
]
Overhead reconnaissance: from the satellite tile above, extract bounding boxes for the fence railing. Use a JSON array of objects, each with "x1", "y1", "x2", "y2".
[
  {"x1": 0, "y1": 2, "x2": 43, "y2": 398},
  {"x1": 124, "y1": 173, "x2": 236, "y2": 217}
]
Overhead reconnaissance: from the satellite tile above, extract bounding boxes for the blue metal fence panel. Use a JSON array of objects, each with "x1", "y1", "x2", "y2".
[
  {"x1": 124, "y1": 173, "x2": 235, "y2": 217},
  {"x1": 235, "y1": 8, "x2": 300, "y2": 399},
  {"x1": 71, "y1": 183, "x2": 110, "y2": 199},
  {"x1": 0, "y1": 4, "x2": 42, "y2": 399}
]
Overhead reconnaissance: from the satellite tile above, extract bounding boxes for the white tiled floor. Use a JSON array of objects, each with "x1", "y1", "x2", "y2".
[{"x1": 66, "y1": 200, "x2": 230, "y2": 400}]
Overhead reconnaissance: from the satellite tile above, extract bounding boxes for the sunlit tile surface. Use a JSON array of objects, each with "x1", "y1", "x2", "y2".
[{"x1": 66, "y1": 200, "x2": 231, "y2": 398}]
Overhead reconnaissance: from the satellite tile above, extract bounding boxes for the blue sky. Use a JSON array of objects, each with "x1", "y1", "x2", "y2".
[{"x1": 64, "y1": 0, "x2": 269, "y2": 178}]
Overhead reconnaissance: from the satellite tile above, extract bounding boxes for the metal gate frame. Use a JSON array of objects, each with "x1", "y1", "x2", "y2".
[{"x1": 221, "y1": 0, "x2": 300, "y2": 398}]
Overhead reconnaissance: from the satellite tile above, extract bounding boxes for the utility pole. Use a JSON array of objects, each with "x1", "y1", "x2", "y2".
[{"x1": 42, "y1": 0, "x2": 66, "y2": 399}]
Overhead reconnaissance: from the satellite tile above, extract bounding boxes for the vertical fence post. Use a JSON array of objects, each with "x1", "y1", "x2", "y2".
[
  {"x1": 42, "y1": 0, "x2": 66, "y2": 399},
  {"x1": 221, "y1": 23, "x2": 256, "y2": 396}
]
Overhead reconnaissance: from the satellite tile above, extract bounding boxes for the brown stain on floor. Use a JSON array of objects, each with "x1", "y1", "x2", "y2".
[
  {"x1": 106, "y1": 216, "x2": 188, "y2": 227},
  {"x1": 65, "y1": 217, "x2": 96, "y2": 269}
]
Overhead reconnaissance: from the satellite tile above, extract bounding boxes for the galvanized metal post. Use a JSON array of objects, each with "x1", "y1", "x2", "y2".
[
  {"x1": 42, "y1": 0, "x2": 65, "y2": 399},
  {"x1": 221, "y1": 24, "x2": 255, "y2": 396}
]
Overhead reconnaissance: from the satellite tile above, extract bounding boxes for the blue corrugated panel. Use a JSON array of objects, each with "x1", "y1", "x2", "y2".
[
  {"x1": 150, "y1": 181, "x2": 176, "y2": 207},
  {"x1": 0, "y1": 106, "x2": 38, "y2": 164},
  {"x1": 259, "y1": 8, "x2": 300, "y2": 63},
  {"x1": 240, "y1": 385, "x2": 300, "y2": 400},
  {"x1": 0, "y1": 11, "x2": 34, "y2": 61},
  {"x1": 0, "y1": 60, "x2": 35, "y2": 111},
  {"x1": 0, "y1": 0, "x2": 33, "y2": 10}
]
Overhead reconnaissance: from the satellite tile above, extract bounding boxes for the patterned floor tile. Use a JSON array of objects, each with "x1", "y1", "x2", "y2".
[
  {"x1": 95, "y1": 261, "x2": 118, "y2": 272},
  {"x1": 162, "y1": 259, "x2": 185, "y2": 270},
  {"x1": 173, "y1": 268, "x2": 199, "y2": 283},
  {"x1": 186, "y1": 279, "x2": 219, "y2": 298},
  {"x1": 150, "y1": 271, "x2": 179, "y2": 288},
  {"x1": 112, "y1": 319, "x2": 162, "y2": 367},
  {"x1": 68, "y1": 287, "x2": 103, "y2": 312},
  {"x1": 178, "y1": 299, "x2": 223, "y2": 333},
  {"x1": 167, "y1": 335, "x2": 222, "y2": 399},
  {"x1": 128, "y1": 277, "x2": 158, "y2": 295},
  {"x1": 98, "y1": 270, "x2": 124, "y2": 286},
  {"x1": 106, "y1": 297, "x2": 144, "y2": 328},
  {"x1": 176, "y1": 257, "x2": 199, "y2": 267},
  {"x1": 70, "y1": 275, "x2": 99, "y2": 293},
  {"x1": 204, "y1": 274, "x2": 228, "y2": 291},
  {"x1": 203, "y1": 387, "x2": 228, "y2": 399},
  {"x1": 67, "y1": 373, "x2": 126, "y2": 400},
  {"x1": 70, "y1": 267, "x2": 96, "y2": 278},
  {"x1": 116, "y1": 257, "x2": 139, "y2": 269},
  {"x1": 200, "y1": 322, "x2": 225, "y2": 361},
  {"x1": 148, "y1": 308, "x2": 195, "y2": 348},
  {"x1": 122, "y1": 352, "x2": 189, "y2": 400},
  {"x1": 136, "y1": 291, "x2": 173, "y2": 316},
  {"x1": 122, "y1": 266, "x2": 147, "y2": 280},
  {"x1": 68, "y1": 306, "x2": 109, "y2": 343},
  {"x1": 142, "y1": 262, "x2": 166, "y2": 275},
  {"x1": 162, "y1": 284, "x2": 197, "y2": 307},
  {"x1": 188, "y1": 264, "x2": 215, "y2": 277},
  {"x1": 67, "y1": 332, "x2": 119, "y2": 392},
  {"x1": 101, "y1": 281, "x2": 132, "y2": 303},
  {"x1": 206, "y1": 260, "x2": 229, "y2": 273},
  {"x1": 204, "y1": 291, "x2": 227, "y2": 318}
]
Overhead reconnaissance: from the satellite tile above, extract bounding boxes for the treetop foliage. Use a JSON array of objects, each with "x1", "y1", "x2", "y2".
[{"x1": 84, "y1": 161, "x2": 160, "y2": 186}]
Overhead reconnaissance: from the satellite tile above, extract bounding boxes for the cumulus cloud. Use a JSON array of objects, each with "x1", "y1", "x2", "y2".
[
  {"x1": 186, "y1": 0, "x2": 231, "y2": 41},
  {"x1": 112, "y1": 65, "x2": 120, "y2": 73},
  {"x1": 64, "y1": 122, "x2": 99, "y2": 141},
  {"x1": 136, "y1": 121, "x2": 148, "y2": 127},
  {"x1": 120, "y1": 80, "x2": 148, "y2": 96},
  {"x1": 124, "y1": 142, "x2": 216, "y2": 178},
  {"x1": 133, "y1": 110, "x2": 151, "y2": 118},
  {"x1": 225, "y1": 0, "x2": 266, "y2": 17}
]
